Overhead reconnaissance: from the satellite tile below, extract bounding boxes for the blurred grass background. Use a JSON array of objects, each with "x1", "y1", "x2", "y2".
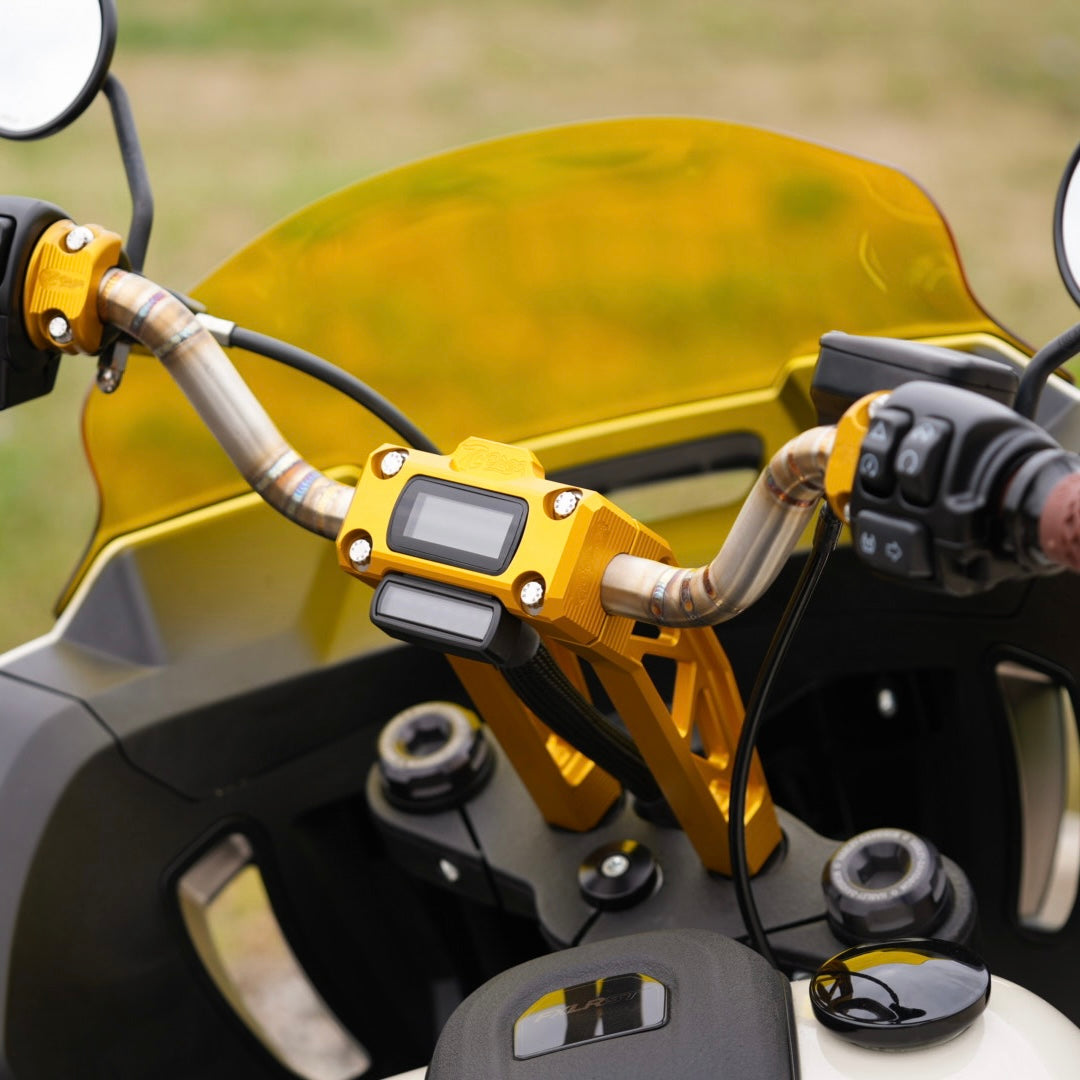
[{"x1": 1, "y1": 0, "x2": 1080, "y2": 651}]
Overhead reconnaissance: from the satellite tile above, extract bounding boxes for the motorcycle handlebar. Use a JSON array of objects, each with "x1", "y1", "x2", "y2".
[
  {"x1": 98, "y1": 269, "x2": 353, "y2": 538},
  {"x1": 94, "y1": 270, "x2": 1080, "y2": 611},
  {"x1": 97, "y1": 263, "x2": 843, "y2": 628},
  {"x1": 600, "y1": 426, "x2": 837, "y2": 626}
]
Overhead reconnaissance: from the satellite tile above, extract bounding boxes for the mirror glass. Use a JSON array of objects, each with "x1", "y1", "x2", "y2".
[
  {"x1": 1055, "y1": 143, "x2": 1080, "y2": 308},
  {"x1": 0, "y1": 0, "x2": 115, "y2": 140}
]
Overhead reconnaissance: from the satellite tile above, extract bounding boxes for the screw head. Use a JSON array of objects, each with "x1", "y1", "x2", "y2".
[
  {"x1": 519, "y1": 580, "x2": 544, "y2": 609},
  {"x1": 96, "y1": 367, "x2": 120, "y2": 393},
  {"x1": 877, "y1": 687, "x2": 899, "y2": 719},
  {"x1": 553, "y1": 490, "x2": 581, "y2": 518},
  {"x1": 47, "y1": 315, "x2": 73, "y2": 346},
  {"x1": 348, "y1": 537, "x2": 372, "y2": 568},
  {"x1": 381, "y1": 450, "x2": 407, "y2": 478},
  {"x1": 64, "y1": 226, "x2": 95, "y2": 253},
  {"x1": 600, "y1": 853, "x2": 631, "y2": 878},
  {"x1": 439, "y1": 858, "x2": 461, "y2": 884}
]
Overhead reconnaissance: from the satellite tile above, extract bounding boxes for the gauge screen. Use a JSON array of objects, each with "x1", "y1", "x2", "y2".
[{"x1": 388, "y1": 477, "x2": 528, "y2": 574}]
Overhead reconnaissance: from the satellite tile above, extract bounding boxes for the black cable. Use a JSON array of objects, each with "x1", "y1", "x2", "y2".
[
  {"x1": 729, "y1": 503, "x2": 843, "y2": 968},
  {"x1": 1014, "y1": 320, "x2": 1080, "y2": 419},
  {"x1": 230, "y1": 326, "x2": 440, "y2": 454},
  {"x1": 502, "y1": 645, "x2": 663, "y2": 803},
  {"x1": 102, "y1": 74, "x2": 153, "y2": 273}
]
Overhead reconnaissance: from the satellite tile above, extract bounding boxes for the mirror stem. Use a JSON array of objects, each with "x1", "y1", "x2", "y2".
[
  {"x1": 103, "y1": 73, "x2": 152, "y2": 272},
  {"x1": 98, "y1": 74, "x2": 154, "y2": 392}
]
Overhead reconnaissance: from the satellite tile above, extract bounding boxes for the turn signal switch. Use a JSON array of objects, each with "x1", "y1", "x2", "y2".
[{"x1": 846, "y1": 380, "x2": 1080, "y2": 594}]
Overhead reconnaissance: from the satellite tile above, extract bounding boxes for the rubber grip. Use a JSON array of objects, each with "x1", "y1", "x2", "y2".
[{"x1": 1039, "y1": 472, "x2": 1080, "y2": 570}]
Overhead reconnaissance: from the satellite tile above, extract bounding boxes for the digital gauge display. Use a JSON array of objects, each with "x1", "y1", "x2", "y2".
[{"x1": 388, "y1": 477, "x2": 529, "y2": 574}]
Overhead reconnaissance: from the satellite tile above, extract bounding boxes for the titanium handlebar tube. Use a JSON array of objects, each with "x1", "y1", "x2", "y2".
[
  {"x1": 98, "y1": 268, "x2": 353, "y2": 538},
  {"x1": 600, "y1": 425, "x2": 837, "y2": 626},
  {"x1": 98, "y1": 263, "x2": 835, "y2": 616}
]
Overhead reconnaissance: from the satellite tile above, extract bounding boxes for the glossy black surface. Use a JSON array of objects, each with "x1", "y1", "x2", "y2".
[
  {"x1": 513, "y1": 972, "x2": 667, "y2": 1059},
  {"x1": 810, "y1": 939, "x2": 990, "y2": 1050}
]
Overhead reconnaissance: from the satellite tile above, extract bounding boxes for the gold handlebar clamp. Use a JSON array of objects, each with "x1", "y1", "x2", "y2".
[
  {"x1": 22, "y1": 219, "x2": 125, "y2": 355},
  {"x1": 338, "y1": 436, "x2": 783, "y2": 875}
]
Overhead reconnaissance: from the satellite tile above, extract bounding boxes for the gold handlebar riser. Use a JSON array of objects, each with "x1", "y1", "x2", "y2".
[{"x1": 337, "y1": 438, "x2": 787, "y2": 873}]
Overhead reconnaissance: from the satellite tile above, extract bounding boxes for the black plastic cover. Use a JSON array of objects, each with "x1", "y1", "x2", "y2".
[
  {"x1": 428, "y1": 929, "x2": 798, "y2": 1079},
  {"x1": 812, "y1": 331, "x2": 1019, "y2": 424},
  {"x1": 371, "y1": 573, "x2": 540, "y2": 666}
]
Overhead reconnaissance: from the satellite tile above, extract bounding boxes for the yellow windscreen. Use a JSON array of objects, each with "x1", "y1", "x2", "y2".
[{"x1": 73, "y1": 116, "x2": 1012, "y2": 598}]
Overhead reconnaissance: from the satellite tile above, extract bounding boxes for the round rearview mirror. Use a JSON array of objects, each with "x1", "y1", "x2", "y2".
[
  {"x1": 0, "y1": 0, "x2": 117, "y2": 140},
  {"x1": 1054, "y1": 141, "x2": 1080, "y2": 309}
]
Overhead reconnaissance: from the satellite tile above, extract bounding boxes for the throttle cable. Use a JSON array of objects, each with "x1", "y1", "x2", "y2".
[{"x1": 728, "y1": 503, "x2": 843, "y2": 968}]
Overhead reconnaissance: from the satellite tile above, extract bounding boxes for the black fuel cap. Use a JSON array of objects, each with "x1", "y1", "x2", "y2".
[{"x1": 810, "y1": 939, "x2": 990, "y2": 1050}]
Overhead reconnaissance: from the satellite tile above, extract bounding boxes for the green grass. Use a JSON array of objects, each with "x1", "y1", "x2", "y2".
[
  {"x1": 2, "y1": 0, "x2": 1080, "y2": 651},
  {"x1": 119, "y1": 0, "x2": 399, "y2": 52}
]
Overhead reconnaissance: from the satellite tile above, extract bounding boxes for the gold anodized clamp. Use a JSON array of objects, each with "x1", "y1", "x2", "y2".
[
  {"x1": 22, "y1": 219, "x2": 124, "y2": 355},
  {"x1": 338, "y1": 436, "x2": 782, "y2": 873},
  {"x1": 824, "y1": 391, "x2": 891, "y2": 522}
]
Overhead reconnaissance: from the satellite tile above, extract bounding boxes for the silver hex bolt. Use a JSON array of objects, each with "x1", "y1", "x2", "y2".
[
  {"x1": 553, "y1": 490, "x2": 581, "y2": 519},
  {"x1": 520, "y1": 580, "x2": 545, "y2": 609},
  {"x1": 47, "y1": 315, "x2": 73, "y2": 346},
  {"x1": 348, "y1": 537, "x2": 372, "y2": 569},
  {"x1": 600, "y1": 853, "x2": 631, "y2": 879},
  {"x1": 96, "y1": 367, "x2": 120, "y2": 394},
  {"x1": 64, "y1": 226, "x2": 95, "y2": 253},
  {"x1": 381, "y1": 450, "x2": 407, "y2": 478}
]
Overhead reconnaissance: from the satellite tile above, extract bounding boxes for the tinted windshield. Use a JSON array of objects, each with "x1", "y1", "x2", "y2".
[{"x1": 75, "y1": 117, "x2": 1014, "y2": 595}]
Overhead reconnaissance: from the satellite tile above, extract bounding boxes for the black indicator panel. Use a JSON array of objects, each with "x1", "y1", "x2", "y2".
[
  {"x1": 371, "y1": 575, "x2": 538, "y2": 666},
  {"x1": 388, "y1": 476, "x2": 528, "y2": 575},
  {"x1": 377, "y1": 581, "x2": 496, "y2": 642},
  {"x1": 513, "y1": 973, "x2": 668, "y2": 1060}
]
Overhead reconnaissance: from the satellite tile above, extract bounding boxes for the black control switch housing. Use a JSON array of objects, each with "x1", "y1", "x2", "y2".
[
  {"x1": 0, "y1": 197, "x2": 67, "y2": 411},
  {"x1": 811, "y1": 331, "x2": 1019, "y2": 424}
]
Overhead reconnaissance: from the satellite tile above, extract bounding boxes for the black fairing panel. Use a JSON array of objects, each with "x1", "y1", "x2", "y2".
[
  {"x1": 428, "y1": 929, "x2": 797, "y2": 1079},
  {"x1": 0, "y1": 549, "x2": 1078, "y2": 1077},
  {"x1": 726, "y1": 550, "x2": 1080, "y2": 1014},
  {"x1": 0, "y1": 654, "x2": 499, "y2": 1079}
]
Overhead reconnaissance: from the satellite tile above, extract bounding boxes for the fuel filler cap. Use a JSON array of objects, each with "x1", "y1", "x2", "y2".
[{"x1": 810, "y1": 939, "x2": 990, "y2": 1050}]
